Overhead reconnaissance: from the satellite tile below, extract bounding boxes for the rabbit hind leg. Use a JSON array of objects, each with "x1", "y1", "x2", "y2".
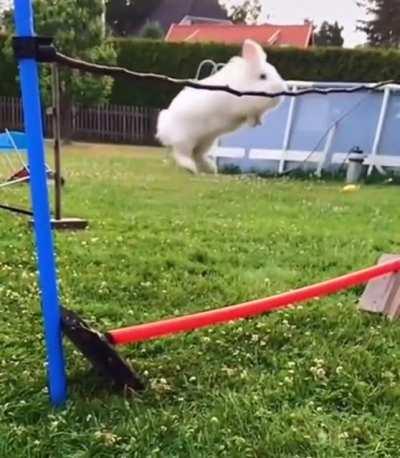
[
  {"x1": 172, "y1": 145, "x2": 198, "y2": 174},
  {"x1": 193, "y1": 139, "x2": 218, "y2": 174}
]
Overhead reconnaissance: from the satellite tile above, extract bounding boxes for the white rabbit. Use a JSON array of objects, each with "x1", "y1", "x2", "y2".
[{"x1": 156, "y1": 39, "x2": 287, "y2": 174}]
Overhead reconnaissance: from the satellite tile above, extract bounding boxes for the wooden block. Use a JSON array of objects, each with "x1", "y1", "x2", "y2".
[
  {"x1": 51, "y1": 218, "x2": 88, "y2": 231},
  {"x1": 359, "y1": 254, "x2": 400, "y2": 316},
  {"x1": 383, "y1": 276, "x2": 400, "y2": 320},
  {"x1": 29, "y1": 218, "x2": 89, "y2": 231}
]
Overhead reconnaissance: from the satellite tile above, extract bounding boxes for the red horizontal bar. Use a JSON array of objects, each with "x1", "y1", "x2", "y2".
[{"x1": 107, "y1": 258, "x2": 400, "y2": 346}]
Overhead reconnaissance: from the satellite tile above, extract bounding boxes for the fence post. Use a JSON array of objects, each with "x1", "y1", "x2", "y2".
[{"x1": 1, "y1": 96, "x2": 158, "y2": 146}]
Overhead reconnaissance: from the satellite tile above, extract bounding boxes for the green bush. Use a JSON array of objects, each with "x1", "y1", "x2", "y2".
[
  {"x1": 0, "y1": 34, "x2": 19, "y2": 97},
  {"x1": 2, "y1": 34, "x2": 400, "y2": 108},
  {"x1": 140, "y1": 21, "x2": 164, "y2": 40}
]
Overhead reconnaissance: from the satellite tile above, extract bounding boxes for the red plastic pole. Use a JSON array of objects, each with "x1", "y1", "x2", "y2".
[{"x1": 107, "y1": 258, "x2": 400, "y2": 346}]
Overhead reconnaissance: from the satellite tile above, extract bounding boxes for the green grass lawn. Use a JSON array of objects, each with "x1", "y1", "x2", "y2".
[{"x1": 1, "y1": 143, "x2": 400, "y2": 457}]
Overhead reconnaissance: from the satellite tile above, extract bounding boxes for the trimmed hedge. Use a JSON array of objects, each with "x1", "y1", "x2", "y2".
[
  {"x1": 111, "y1": 39, "x2": 240, "y2": 108},
  {"x1": 2, "y1": 34, "x2": 400, "y2": 108},
  {"x1": 112, "y1": 40, "x2": 400, "y2": 108}
]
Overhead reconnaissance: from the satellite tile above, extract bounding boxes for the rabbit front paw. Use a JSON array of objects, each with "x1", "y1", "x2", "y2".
[{"x1": 247, "y1": 115, "x2": 262, "y2": 127}]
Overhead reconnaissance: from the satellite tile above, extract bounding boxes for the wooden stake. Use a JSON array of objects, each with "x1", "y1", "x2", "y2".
[
  {"x1": 48, "y1": 64, "x2": 88, "y2": 231},
  {"x1": 52, "y1": 63, "x2": 62, "y2": 221}
]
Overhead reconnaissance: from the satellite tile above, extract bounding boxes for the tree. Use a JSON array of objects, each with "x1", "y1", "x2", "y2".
[
  {"x1": 140, "y1": 21, "x2": 164, "y2": 40},
  {"x1": 222, "y1": 0, "x2": 262, "y2": 25},
  {"x1": 314, "y1": 21, "x2": 344, "y2": 47},
  {"x1": 105, "y1": 0, "x2": 161, "y2": 36},
  {"x1": 357, "y1": 0, "x2": 400, "y2": 47},
  {"x1": 4, "y1": 0, "x2": 116, "y2": 142}
]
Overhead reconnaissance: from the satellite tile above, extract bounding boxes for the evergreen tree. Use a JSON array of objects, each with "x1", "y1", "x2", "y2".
[
  {"x1": 222, "y1": 0, "x2": 262, "y2": 25},
  {"x1": 357, "y1": 0, "x2": 400, "y2": 47},
  {"x1": 140, "y1": 21, "x2": 164, "y2": 39},
  {"x1": 105, "y1": 0, "x2": 161, "y2": 36},
  {"x1": 314, "y1": 21, "x2": 344, "y2": 47}
]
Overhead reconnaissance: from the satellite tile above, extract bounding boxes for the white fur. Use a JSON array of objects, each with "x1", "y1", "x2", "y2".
[{"x1": 156, "y1": 39, "x2": 287, "y2": 174}]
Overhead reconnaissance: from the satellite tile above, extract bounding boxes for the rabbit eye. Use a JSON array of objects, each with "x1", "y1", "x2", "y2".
[{"x1": 260, "y1": 73, "x2": 267, "y2": 80}]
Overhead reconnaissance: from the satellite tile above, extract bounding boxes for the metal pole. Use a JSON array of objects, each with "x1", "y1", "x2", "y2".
[
  {"x1": 278, "y1": 85, "x2": 297, "y2": 174},
  {"x1": 52, "y1": 63, "x2": 62, "y2": 220},
  {"x1": 13, "y1": 0, "x2": 67, "y2": 406},
  {"x1": 368, "y1": 87, "x2": 391, "y2": 176}
]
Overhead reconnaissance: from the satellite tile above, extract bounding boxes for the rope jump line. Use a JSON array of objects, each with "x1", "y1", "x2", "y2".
[
  {"x1": 51, "y1": 53, "x2": 400, "y2": 179},
  {"x1": 0, "y1": 203, "x2": 33, "y2": 216},
  {"x1": 10, "y1": 36, "x2": 400, "y2": 97},
  {"x1": 54, "y1": 52, "x2": 397, "y2": 98},
  {"x1": 44, "y1": 49, "x2": 398, "y2": 178}
]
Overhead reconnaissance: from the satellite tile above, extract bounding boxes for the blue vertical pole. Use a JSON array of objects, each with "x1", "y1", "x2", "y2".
[{"x1": 13, "y1": 0, "x2": 67, "y2": 406}]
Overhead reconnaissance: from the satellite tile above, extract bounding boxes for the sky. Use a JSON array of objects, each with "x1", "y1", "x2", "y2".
[
  {"x1": 0, "y1": 0, "x2": 11, "y2": 13},
  {"x1": 1, "y1": 0, "x2": 369, "y2": 47},
  {"x1": 233, "y1": 0, "x2": 370, "y2": 47}
]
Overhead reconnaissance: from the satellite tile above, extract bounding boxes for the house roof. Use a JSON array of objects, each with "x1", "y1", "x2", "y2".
[
  {"x1": 141, "y1": 0, "x2": 229, "y2": 34},
  {"x1": 165, "y1": 23, "x2": 314, "y2": 48},
  {"x1": 180, "y1": 15, "x2": 232, "y2": 25}
]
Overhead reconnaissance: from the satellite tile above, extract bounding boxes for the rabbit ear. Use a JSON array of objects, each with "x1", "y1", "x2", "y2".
[{"x1": 242, "y1": 39, "x2": 267, "y2": 65}]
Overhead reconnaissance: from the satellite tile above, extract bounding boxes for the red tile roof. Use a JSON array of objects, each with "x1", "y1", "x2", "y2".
[{"x1": 165, "y1": 23, "x2": 314, "y2": 48}]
